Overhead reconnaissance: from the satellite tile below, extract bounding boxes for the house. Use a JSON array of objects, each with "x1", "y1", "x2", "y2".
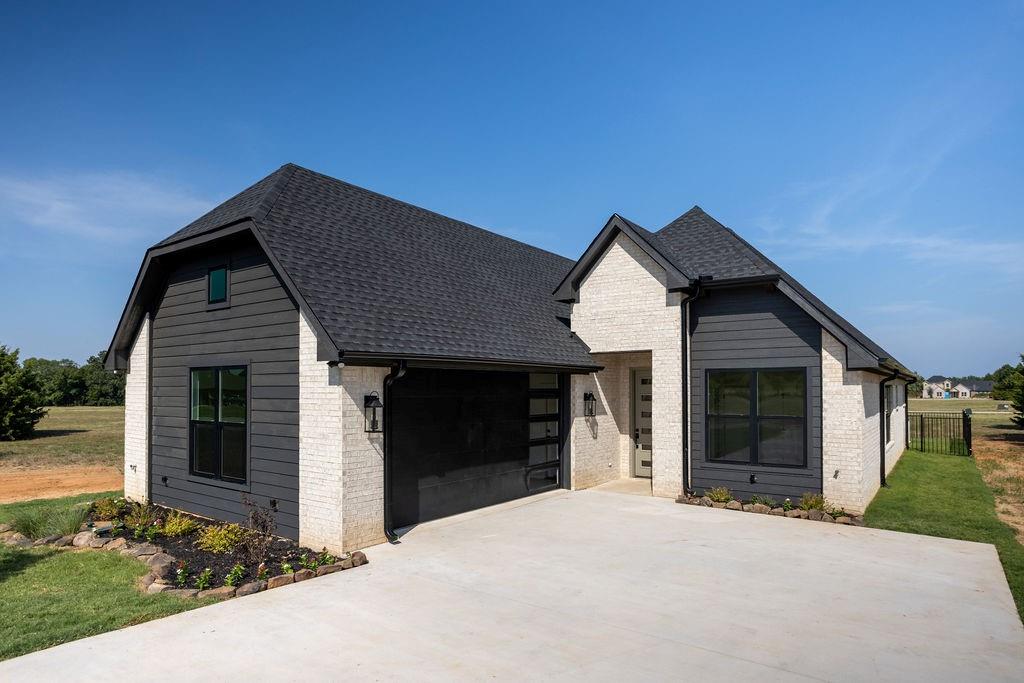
[
  {"x1": 921, "y1": 377, "x2": 992, "y2": 398},
  {"x1": 106, "y1": 164, "x2": 913, "y2": 553}
]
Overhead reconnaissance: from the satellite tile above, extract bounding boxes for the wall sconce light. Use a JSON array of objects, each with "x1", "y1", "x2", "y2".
[
  {"x1": 364, "y1": 392, "x2": 383, "y2": 433},
  {"x1": 583, "y1": 392, "x2": 596, "y2": 417}
]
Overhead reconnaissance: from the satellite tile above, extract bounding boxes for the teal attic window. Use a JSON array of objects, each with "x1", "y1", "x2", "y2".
[{"x1": 208, "y1": 267, "x2": 227, "y2": 304}]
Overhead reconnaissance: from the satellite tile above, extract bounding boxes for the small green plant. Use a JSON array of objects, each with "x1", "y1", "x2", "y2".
[
  {"x1": 256, "y1": 562, "x2": 268, "y2": 581},
  {"x1": 175, "y1": 560, "x2": 189, "y2": 588},
  {"x1": 799, "y1": 493, "x2": 826, "y2": 511},
  {"x1": 144, "y1": 523, "x2": 161, "y2": 542},
  {"x1": 91, "y1": 496, "x2": 128, "y2": 520},
  {"x1": 9, "y1": 509, "x2": 48, "y2": 539},
  {"x1": 46, "y1": 505, "x2": 90, "y2": 536},
  {"x1": 280, "y1": 561, "x2": 294, "y2": 574},
  {"x1": 318, "y1": 549, "x2": 337, "y2": 566},
  {"x1": 194, "y1": 568, "x2": 214, "y2": 591},
  {"x1": 162, "y1": 511, "x2": 200, "y2": 537},
  {"x1": 749, "y1": 494, "x2": 777, "y2": 508},
  {"x1": 781, "y1": 498, "x2": 794, "y2": 512},
  {"x1": 224, "y1": 563, "x2": 246, "y2": 587},
  {"x1": 195, "y1": 523, "x2": 247, "y2": 553},
  {"x1": 124, "y1": 503, "x2": 158, "y2": 537},
  {"x1": 298, "y1": 552, "x2": 320, "y2": 570},
  {"x1": 706, "y1": 486, "x2": 733, "y2": 503}
]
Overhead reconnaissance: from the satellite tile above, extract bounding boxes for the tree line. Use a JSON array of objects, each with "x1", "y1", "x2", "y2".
[{"x1": 0, "y1": 345, "x2": 125, "y2": 440}]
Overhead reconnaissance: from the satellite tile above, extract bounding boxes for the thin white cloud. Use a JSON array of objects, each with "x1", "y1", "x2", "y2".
[{"x1": 0, "y1": 171, "x2": 213, "y2": 242}]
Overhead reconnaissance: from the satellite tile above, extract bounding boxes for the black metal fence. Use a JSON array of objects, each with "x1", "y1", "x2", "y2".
[{"x1": 908, "y1": 410, "x2": 972, "y2": 456}]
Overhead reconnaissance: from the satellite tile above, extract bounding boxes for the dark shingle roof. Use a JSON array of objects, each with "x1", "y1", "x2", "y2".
[
  {"x1": 963, "y1": 380, "x2": 993, "y2": 392},
  {"x1": 927, "y1": 375, "x2": 947, "y2": 383},
  {"x1": 654, "y1": 207, "x2": 906, "y2": 370},
  {"x1": 158, "y1": 164, "x2": 596, "y2": 369}
]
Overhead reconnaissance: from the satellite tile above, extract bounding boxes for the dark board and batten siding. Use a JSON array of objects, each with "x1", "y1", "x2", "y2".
[
  {"x1": 149, "y1": 237, "x2": 301, "y2": 538},
  {"x1": 690, "y1": 286, "x2": 823, "y2": 501}
]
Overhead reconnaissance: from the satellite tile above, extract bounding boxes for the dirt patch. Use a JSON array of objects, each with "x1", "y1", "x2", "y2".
[
  {"x1": 974, "y1": 428, "x2": 1024, "y2": 542},
  {"x1": 0, "y1": 466, "x2": 122, "y2": 504}
]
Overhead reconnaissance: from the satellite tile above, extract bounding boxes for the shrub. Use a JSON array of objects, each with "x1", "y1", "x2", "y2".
[
  {"x1": 195, "y1": 523, "x2": 246, "y2": 554},
  {"x1": 47, "y1": 505, "x2": 90, "y2": 536},
  {"x1": 749, "y1": 494, "x2": 777, "y2": 508},
  {"x1": 194, "y1": 568, "x2": 214, "y2": 591},
  {"x1": 162, "y1": 511, "x2": 200, "y2": 538},
  {"x1": 280, "y1": 561, "x2": 294, "y2": 574},
  {"x1": 0, "y1": 346, "x2": 47, "y2": 440},
  {"x1": 9, "y1": 509, "x2": 48, "y2": 539},
  {"x1": 239, "y1": 495, "x2": 276, "y2": 566},
  {"x1": 706, "y1": 486, "x2": 733, "y2": 503},
  {"x1": 781, "y1": 498, "x2": 794, "y2": 512},
  {"x1": 224, "y1": 564, "x2": 246, "y2": 587},
  {"x1": 124, "y1": 503, "x2": 158, "y2": 534},
  {"x1": 91, "y1": 497, "x2": 128, "y2": 520},
  {"x1": 799, "y1": 493, "x2": 826, "y2": 511},
  {"x1": 298, "y1": 552, "x2": 319, "y2": 570}
]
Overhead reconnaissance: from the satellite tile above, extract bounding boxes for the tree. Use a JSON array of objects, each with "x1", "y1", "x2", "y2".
[
  {"x1": 22, "y1": 357, "x2": 86, "y2": 406},
  {"x1": 906, "y1": 372, "x2": 924, "y2": 398},
  {"x1": 0, "y1": 346, "x2": 47, "y2": 440},
  {"x1": 1013, "y1": 378, "x2": 1024, "y2": 429},
  {"x1": 992, "y1": 356, "x2": 1024, "y2": 401},
  {"x1": 79, "y1": 351, "x2": 125, "y2": 406}
]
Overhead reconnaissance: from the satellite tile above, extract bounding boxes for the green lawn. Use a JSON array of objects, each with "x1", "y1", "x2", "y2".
[
  {"x1": 909, "y1": 397, "x2": 1005, "y2": 413},
  {"x1": 0, "y1": 492, "x2": 206, "y2": 661},
  {"x1": 0, "y1": 406, "x2": 124, "y2": 469},
  {"x1": 866, "y1": 449, "x2": 1024, "y2": 621}
]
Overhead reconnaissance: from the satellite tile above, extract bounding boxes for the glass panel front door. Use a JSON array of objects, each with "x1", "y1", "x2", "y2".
[{"x1": 632, "y1": 370, "x2": 653, "y2": 478}]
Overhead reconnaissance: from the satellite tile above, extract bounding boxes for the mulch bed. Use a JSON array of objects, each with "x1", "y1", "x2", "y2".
[{"x1": 93, "y1": 505, "x2": 332, "y2": 588}]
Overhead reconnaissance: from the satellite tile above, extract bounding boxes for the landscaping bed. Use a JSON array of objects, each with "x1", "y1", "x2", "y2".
[
  {"x1": 676, "y1": 488, "x2": 866, "y2": 525},
  {"x1": 1, "y1": 494, "x2": 368, "y2": 603}
]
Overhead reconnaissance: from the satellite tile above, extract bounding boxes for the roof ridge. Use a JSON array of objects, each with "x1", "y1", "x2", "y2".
[
  {"x1": 281, "y1": 164, "x2": 574, "y2": 265},
  {"x1": 254, "y1": 164, "x2": 298, "y2": 222}
]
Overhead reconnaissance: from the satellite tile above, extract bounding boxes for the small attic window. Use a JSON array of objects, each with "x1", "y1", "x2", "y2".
[{"x1": 208, "y1": 266, "x2": 228, "y2": 304}]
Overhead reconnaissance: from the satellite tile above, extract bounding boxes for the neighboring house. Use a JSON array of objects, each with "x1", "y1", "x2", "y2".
[
  {"x1": 921, "y1": 377, "x2": 992, "y2": 398},
  {"x1": 107, "y1": 164, "x2": 913, "y2": 553}
]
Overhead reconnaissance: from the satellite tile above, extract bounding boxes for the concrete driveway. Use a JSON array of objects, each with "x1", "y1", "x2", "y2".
[{"x1": 3, "y1": 490, "x2": 1022, "y2": 681}]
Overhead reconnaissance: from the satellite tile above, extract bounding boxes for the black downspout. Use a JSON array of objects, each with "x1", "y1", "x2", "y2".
[
  {"x1": 383, "y1": 360, "x2": 408, "y2": 543},
  {"x1": 879, "y1": 369, "x2": 900, "y2": 487},
  {"x1": 681, "y1": 297, "x2": 691, "y2": 495}
]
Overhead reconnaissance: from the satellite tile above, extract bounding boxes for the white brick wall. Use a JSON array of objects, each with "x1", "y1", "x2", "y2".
[
  {"x1": 570, "y1": 234, "x2": 684, "y2": 498},
  {"x1": 821, "y1": 330, "x2": 906, "y2": 513},
  {"x1": 298, "y1": 312, "x2": 345, "y2": 552},
  {"x1": 123, "y1": 316, "x2": 150, "y2": 503},
  {"x1": 339, "y1": 365, "x2": 387, "y2": 551},
  {"x1": 298, "y1": 311, "x2": 388, "y2": 552}
]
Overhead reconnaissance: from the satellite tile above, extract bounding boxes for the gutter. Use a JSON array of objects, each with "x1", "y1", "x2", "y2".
[
  {"x1": 878, "y1": 369, "x2": 901, "y2": 487},
  {"x1": 382, "y1": 360, "x2": 408, "y2": 543}
]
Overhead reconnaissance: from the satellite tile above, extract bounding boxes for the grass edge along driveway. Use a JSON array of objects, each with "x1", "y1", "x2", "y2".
[
  {"x1": 866, "y1": 449, "x2": 1024, "y2": 622},
  {"x1": 0, "y1": 492, "x2": 207, "y2": 661}
]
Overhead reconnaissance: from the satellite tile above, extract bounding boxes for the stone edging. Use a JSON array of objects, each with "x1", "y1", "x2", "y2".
[
  {"x1": 0, "y1": 523, "x2": 368, "y2": 600},
  {"x1": 675, "y1": 495, "x2": 865, "y2": 526}
]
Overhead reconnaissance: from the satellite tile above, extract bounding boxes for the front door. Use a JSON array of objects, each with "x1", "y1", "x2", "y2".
[{"x1": 632, "y1": 370, "x2": 653, "y2": 478}]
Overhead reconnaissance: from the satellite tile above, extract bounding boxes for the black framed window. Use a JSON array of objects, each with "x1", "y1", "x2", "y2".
[
  {"x1": 884, "y1": 384, "x2": 896, "y2": 444},
  {"x1": 208, "y1": 266, "x2": 228, "y2": 304},
  {"x1": 190, "y1": 366, "x2": 247, "y2": 483},
  {"x1": 707, "y1": 369, "x2": 806, "y2": 467}
]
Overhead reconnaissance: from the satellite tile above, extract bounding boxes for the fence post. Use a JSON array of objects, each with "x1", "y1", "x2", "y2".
[
  {"x1": 919, "y1": 413, "x2": 924, "y2": 451},
  {"x1": 963, "y1": 409, "x2": 972, "y2": 457}
]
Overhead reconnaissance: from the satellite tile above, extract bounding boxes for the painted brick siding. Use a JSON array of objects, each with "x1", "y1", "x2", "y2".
[
  {"x1": 571, "y1": 351, "x2": 651, "y2": 489},
  {"x1": 298, "y1": 312, "x2": 388, "y2": 552},
  {"x1": 124, "y1": 316, "x2": 150, "y2": 503},
  {"x1": 340, "y1": 365, "x2": 387, "y2": 551},
  {"x1": 298, "y1": 312, "x2": 345, "y2": 552},
  {"x1": 570, "y1": 234, "x2": 684, "y2": 498},
  {"x1": 820, "y1": 330, "x2": 905, "y2": 513}
]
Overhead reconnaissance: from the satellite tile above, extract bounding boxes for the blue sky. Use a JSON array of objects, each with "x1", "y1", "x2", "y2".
[{"x1": 1, "y1": 2, "x2": 1021, "y2": 376}]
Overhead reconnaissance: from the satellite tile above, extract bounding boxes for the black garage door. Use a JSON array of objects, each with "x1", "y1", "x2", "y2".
[{"x1": 390, "y1": 368, "x2": 565, "y2": 528}]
